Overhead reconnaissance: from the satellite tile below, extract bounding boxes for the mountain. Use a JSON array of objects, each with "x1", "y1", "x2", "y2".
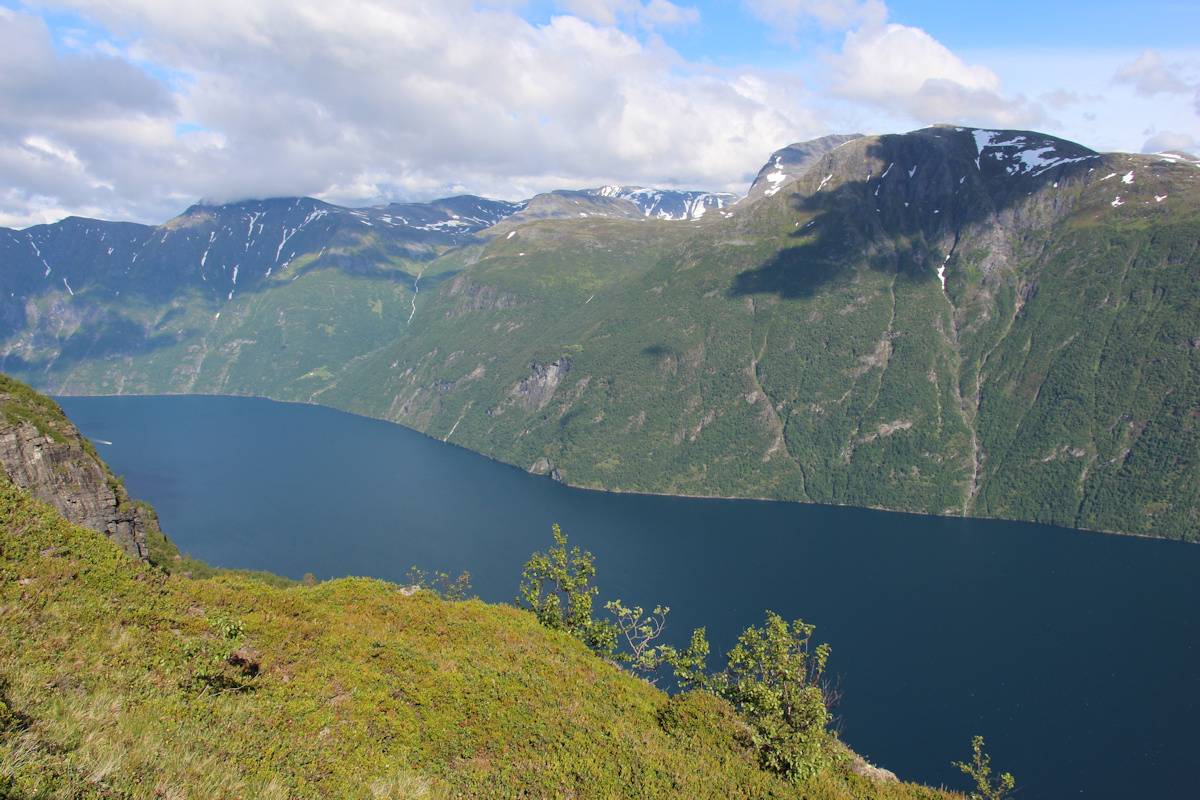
[
  {"x1": 1, "y1": 126, "x2": 1198, "y2": 540},
  {"x1": 741, "y1": 134, "x2": 865, "y2": 204},
  {"x1": 0, "y1": 195, "x2": 522, "y2": 399},
  {"x1": 321, "y1": 126, "x2": 1200, "y2": 541},
  {"x1": 588, "y1": 186, "x2": 740, "y2": 219}
]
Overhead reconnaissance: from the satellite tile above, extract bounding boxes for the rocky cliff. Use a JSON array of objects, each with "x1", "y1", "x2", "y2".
[{"x1": 0, "y1": 374, "x2": 151, "y2": 559}]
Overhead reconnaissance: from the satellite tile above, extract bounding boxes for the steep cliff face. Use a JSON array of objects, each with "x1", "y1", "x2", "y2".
[{"x1": 0, "y1": 375, "x2": 151, "y2": 559}]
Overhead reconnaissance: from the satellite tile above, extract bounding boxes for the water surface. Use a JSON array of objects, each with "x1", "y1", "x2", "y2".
[{"x1": 57, "y1": 393, "x2": 1200, "y2": 800}]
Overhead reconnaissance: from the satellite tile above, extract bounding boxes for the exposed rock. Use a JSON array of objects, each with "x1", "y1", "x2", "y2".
[
  {"x1": 743, "y1": 134, "x2": 865, "y2": 204},
  {"x1": 226, "y1": 643, "x2": 262, "y2": 677},
  {"x1": 0, "y1": 393, "x2": 150, "y2": 560},
  {"x1": 511, "y1": 359, "x2": 571, "y2": 412},
  {"x1": 444, "y1": 277, "x2": 523, "y2": 314},
  {"x1": 848, "y1": 755, "x2": 899, "y2": 784},
  {"x1": 833, "y1": 740, "x2": 899, "y2": 784}
]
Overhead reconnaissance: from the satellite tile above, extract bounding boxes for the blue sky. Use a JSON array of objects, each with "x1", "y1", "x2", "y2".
[{"x1": 0, "y1": 0, "x2": 1196, "y2": 226}]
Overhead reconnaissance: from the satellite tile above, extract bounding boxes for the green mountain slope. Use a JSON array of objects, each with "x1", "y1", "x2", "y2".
[
  {"x1": 0, "y1": 197, "x2": 512, "y2": 401},
  {"x1": 327, "y1": 128, "x2": 1200, "y2": 540},
  {"x1": 2, "y1": 126, "x2": 1197, "y2": 540}
]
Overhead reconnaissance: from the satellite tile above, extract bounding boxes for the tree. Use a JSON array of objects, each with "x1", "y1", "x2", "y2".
[
  {"x1": 660, "y1": 613, "x2": 837, "y2": 781},
  {"x1": 517, "y1": 524, "x2": 617, "y2": 656},
  {"x1": 406, "y1": 566, "x2": 473, "y2": 600},
  {"x1": 658, "y1": 626, "x2": 713, "y2": 692},
  {"x1": 605, "y1": 599, "x2": 670, "y2": 673},
  {"x1": 955, "y1": 736, "x2": 1015, "y2": 800},
  {"x1": 720, "y1": 612, "x2": 834, "y2": 780}
]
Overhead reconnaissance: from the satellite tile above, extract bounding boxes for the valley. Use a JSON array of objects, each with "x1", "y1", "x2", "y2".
[{"x1": 2, "y1": 126, "x2": 1198, "y2": 540}]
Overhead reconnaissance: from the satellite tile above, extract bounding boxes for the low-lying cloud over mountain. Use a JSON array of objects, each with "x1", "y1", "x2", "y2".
[{"x1": 0, "y1": 0, "x2": 1195, "y2": 228}]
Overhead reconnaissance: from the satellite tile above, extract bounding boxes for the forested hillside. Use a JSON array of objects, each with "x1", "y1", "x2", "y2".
[
  {"x1": 325, "y1": 128, "x2": 1200, "y2": 540},
  {"x1": 2, "y1": 126, "x2": 1198, "y2": 540}
]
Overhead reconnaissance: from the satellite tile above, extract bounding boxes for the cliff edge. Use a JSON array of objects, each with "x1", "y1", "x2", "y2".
[{"x1": 0, "y1": 374, "x2": 152, "y2": 560}]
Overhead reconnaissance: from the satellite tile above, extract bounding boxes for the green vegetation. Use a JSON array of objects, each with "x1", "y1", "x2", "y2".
[
  {"x1": 0, "y1": 484, "x2": 963, "y2": 799},
  {"x1": 6, "y1": 129, "x2": 1198, "y2": 541},
  {"x1": 516, "y1": 523, "x2": 619, "y2": 657},
  {"x1": 954, "y1": 737, "x2": 1015, "y2": 800},
  {"x1": 520, "y1": 526, "x2": 841, "y2": 783},
  {"x1": 323, "y1": 133, "x2": 1200, "y2": 541},
  {"x1": 0, "y1": 373, "x2": 73, "y2": 444}
]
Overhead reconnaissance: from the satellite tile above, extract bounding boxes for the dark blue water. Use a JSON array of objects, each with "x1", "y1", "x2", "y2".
[{"x1": 57, "y1": 393, "x2": 1200, "y2": 800}]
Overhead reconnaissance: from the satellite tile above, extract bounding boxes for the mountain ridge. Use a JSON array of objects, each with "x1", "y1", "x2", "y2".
[{"x1": 2, "y1": 125, "x2": 1198, "y2": 540}]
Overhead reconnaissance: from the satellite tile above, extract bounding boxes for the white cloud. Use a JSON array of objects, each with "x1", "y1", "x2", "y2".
[
  {"x1": 1142, "y1": 130, "x2": 1197, "y2": 154},
  {"x1": 2, "y1": 1, "x2": 1195, "y2": 227},
  {"x1": 743, "y1": 0, "x2": 1046, "y2": 130},
  {"x1": 1113, "y1": 50, "x2": 1189, "y2": 96},
  {"x1": 0, "y1": 1, "x2": 823, "y2": 225},
  {"x1": 827, "y1": 22, "x2": 1044, "y2": 128}
]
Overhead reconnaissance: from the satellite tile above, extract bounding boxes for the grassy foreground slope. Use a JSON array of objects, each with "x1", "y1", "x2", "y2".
[{"x1": 1, "y1": 486, "x2": 960, "y2": 799}]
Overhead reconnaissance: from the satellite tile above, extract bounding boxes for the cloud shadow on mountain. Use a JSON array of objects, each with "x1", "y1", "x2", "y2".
[{"x1": 728, "y1": 129, "x2": 1099, "y2": 299}]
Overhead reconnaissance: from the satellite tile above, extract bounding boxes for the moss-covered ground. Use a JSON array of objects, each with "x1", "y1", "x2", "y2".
[{"x1": 0, "y1": 483, "x2": 962, "y2": 799}]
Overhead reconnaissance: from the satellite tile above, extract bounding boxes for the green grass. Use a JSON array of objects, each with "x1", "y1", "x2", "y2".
[{"x1": 0, "y1": 483, "x2": 963, "y2": 799}]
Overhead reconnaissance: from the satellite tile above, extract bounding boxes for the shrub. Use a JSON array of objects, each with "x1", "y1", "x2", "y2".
[
  {"x1": 516, "y1": 524, "x2": 617, "y2": 656},
  {"x1": 955, "y1": 736, "x2": 1015, "y2": 800}
]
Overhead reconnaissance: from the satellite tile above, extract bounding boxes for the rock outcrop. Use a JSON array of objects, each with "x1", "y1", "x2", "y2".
[{"x1": 0, "y1": 378, "x2": 151, "y2": 560}]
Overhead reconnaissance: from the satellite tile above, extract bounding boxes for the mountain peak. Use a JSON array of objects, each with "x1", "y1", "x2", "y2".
[{"x1": 743, "y1": 134, "x2": 865, "y2": 204}]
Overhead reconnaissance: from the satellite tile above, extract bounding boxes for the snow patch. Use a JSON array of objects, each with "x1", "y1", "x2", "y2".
[
  {"x1": 817, "y1": 174, "x2": 833, "y2": 191},
  {"x1": 275, "y1": 228, "x2": 296, "y2": 261},
  {"x1": 908, "y1": 165, "x2": 918, "y2": 179},
  {"x1": 1111, "y1": 196, "x2": 1124, "y2": 207},
  {"x1": 1121, "y1": 171, "x2": 1135, "y2": 184},
  {"x1": 973, "y1": 129, "x2": 1097, "y2": 176},
  {"x1": 506, "y1": 230, "x2": 516, "y2": 239},
  {"x1": 62, "y1": 278, "x2": 73, "y2": 296},
  {"x1": 1155, "y1": 195, "x2": 1168, "y2": 202},
  {"x1": 763, "y1": 169, "x2": 788, "y2": 197}
]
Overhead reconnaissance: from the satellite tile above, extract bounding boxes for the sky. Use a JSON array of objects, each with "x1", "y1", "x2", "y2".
[{"x1": 0, "y1": 0, "x2": 1197, "y2": 228}]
